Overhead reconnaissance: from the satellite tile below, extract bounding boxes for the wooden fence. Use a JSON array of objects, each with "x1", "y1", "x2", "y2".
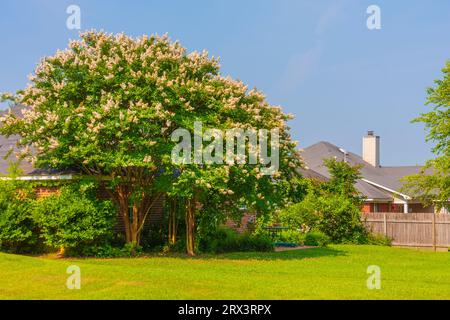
[{"x1": 363, "y1": 213, "x2": 450, "y2": 251}]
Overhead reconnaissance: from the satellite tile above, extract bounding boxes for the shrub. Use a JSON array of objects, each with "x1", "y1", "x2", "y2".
[
  {"x1": 237, "y1": 233, "x2": 274, "y2": 252},
  {"x1": 304, "y1": 231, "x2": 330, "y2": 247},
  {"x1": 276, "y1": 229, "x2": 305, "y2": 245},
  {"x1": 278, "y1": 196, "x2": 318, "y2": 231},
  {"x1": 32, "y1": 181, "x2": 116, "y2": 254},
  {"x1": 140, "y1": 221, "x2": 167, "y2": 252},
  {"x1": 69, "y1": 243, "x2": 143, "y2": 258},
  {"x1": 199, "y1": 227, "x2": 273, "y2": 253},
  {"x1": 314, "y1": 194, "x2": 367, "y2": 243},
  {"x1": 277, "y1": 192, "x2": 367, "y2": 244},
  {"x1": 365, "y1": 233, "x2": 392, "y2": 246},
  {"x1": 277, "y1": 158, "x2": 369, "y2": 244},
  {"x1": 0, "y1": 180, "x2": 41, "y2": 253}
]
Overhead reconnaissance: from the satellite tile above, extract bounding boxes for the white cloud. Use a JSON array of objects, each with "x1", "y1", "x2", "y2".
[
  {"x1": 280, "y1": 44, "x2": 322, "y2": 93},
  {"x1": 315, "y1": 1, "x2": 345, "y2": 36},
  {"x1": 279, "y1": 1, "x2": 348, "y2": 92}
]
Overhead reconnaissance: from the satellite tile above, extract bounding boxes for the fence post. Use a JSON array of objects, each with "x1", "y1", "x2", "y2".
[
  {"x1": 432, "y1": 213, "x2": 437, "y2": 252},
  {"x1": 383, "y1": 213, "x2": 387, "y2": 236}
]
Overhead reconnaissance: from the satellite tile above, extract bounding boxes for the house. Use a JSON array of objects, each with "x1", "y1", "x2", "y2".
[
  {"x1": 301, "y1": 131, "x2": 440, "y2": 214},
  {"x1": 0, "y1": 106, "x2": 79, "y2": 196}
]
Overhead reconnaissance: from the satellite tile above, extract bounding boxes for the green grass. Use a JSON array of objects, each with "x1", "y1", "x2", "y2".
[{"x1": 0, "y1": 245, "x2": 449, "y2": 299}]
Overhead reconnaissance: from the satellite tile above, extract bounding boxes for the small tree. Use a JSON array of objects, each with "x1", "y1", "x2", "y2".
[
  {"x1": 322, "y1": 158, "x2": 362, "y2": 199},
  {"x1": 279, "y1": 158, "x2": 366, "y2": 243},
  {"x1": 402, "y1": 61, "x2": 450, "y2": 210}
]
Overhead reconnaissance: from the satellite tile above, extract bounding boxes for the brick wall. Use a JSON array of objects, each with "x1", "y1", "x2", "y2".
[
  {"x1": 224, "y1": 213, "x2": 256, "y2": 233},
  {"x1": 96, "y1": 184, "x2": 165, "y2": 233},
  {"x1": 34, "y1": 186, "x2": 59, "y2": 198},
  {"x1": 32, "y1": 183, "x2": 252, "y2": 234},
  {"x1": 32, "y1": 184, "x2": 165, "y2": 234}
]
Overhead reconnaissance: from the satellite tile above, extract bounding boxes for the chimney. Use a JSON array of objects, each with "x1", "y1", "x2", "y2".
[{"x1": 362, "y1": 131, "x2": 380, "y2": 167}]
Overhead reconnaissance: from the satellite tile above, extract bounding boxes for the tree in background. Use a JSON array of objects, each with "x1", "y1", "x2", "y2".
[
  {"x1": 279, "y1": 158, "x2": 367, "y2": 243},
  {"x1": 402, "y1": 61, "x2": 450, "y2": 210}
]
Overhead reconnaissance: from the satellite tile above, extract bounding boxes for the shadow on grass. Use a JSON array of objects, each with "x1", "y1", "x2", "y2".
[
  {"x1": 188, "y1": 247, "x2": 347, "y2": 261},
  {"x1": 23, "y1": 247, "x2": 345, "y2": 261}
]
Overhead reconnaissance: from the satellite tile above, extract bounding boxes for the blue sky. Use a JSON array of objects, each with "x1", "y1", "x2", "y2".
[{"x1": 1, "y1": 0, "x2": 449, "y2": 165}]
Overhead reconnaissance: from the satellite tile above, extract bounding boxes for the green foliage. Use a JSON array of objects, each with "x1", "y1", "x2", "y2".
[
  {"x1": 276, "y1": 158, "x2": 368, "y2": 244},
  {"x1": 76, "y1": 243, "x2": 143, "y2": 258},
  {"x1": 0, "y1": 30, "x2": 306, "y2": 249},
  {"x1": 32, "y1": 181, "x2": 116, "y2": 251},
  {"x1": 322, "y1": 158, "x2": 361, "y2": 196},
  {"x1": 164, "y1": 237, "x2": 187, "y2": 253},
  {"x1": 364, "y1": 233, "x2": 392, "y2": 246},
  {"x1": 140, "y1": 221, "x2": 168, "y2": 251},
  {"x1": 198, "y1": 227, "x2": 273, "y2": 253},
  {"x1": 402, "y1": 61, "x2": 450, "y2": 210},
  {"x1": 304, "y1": 231, "x2": 330, "y2": 247},
  {"x1": 0, "y1": 180, "x2": 40, "y2": 253},
  {"x1": 276, "y1": 229, "x2": 305, "y2": 245},
  {"x1": 313, "y1": 193, "x2": 367, "y2": 243},
  {"x1": 278, "y1": 194, "x2": 318, "y2": 231}
]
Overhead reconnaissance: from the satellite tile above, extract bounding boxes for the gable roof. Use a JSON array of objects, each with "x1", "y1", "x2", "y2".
[
  {"x1": 0, "y1": 105, "x2": 75, "y2": 177},
  {"x1": 301, "y1": 141, "x2": 423, "y2": 200}
]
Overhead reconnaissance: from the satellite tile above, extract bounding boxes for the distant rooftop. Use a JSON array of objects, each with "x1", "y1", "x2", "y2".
[{"x1": 301, "y1": 141, "x2": 424, "y2": 199}]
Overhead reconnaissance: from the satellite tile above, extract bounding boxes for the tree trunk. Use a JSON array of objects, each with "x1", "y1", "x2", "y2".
[
  {"x1": 57, "y1": 246, "x2": 65, "y2": 258},
  {"x1": 131, "y1": 201, "x2": 140, "y2": 246},
  {"x1": 168, "y1": 198, "x2": 177, "y2": 245},
  {"x1": 117, "y1": 185, "x2": 132, "y2": 243},
  {"x1": 114, "y1": 184, "x2": 160, "y2": 249},
  {"x1": 186, "y1": 198, "x2": 196, "y2": 256}
]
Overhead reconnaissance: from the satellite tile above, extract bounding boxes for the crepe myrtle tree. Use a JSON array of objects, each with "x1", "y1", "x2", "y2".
[
  {"x1": 170, "y1": 162, "x2": 304, "y2": 256},
  {"x1": 167, "y1": 86, "x2": 303, "y2": 255},
  {"x1": 0, "y1": 30, "x2": 302, "y2": 252}
]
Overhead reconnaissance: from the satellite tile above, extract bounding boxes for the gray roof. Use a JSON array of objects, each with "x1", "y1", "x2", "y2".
[
  {"x1": 0, "y1": 105, "x2": 73, "y2": 176},
  {"x1": 0, "y1": 106, "x2": 31, "y2": 175},
  {"x1": 0, "y1": 133, "x2": 35, "y2": 175},
  {"x1": 301, "y1": 141, "x2": 423, "y2": 200},
  {"x1": 297, "y1": 167, "x2": 328, "y2": 181}
]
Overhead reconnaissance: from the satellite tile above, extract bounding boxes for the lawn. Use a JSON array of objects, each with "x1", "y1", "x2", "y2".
[{"x1": 0, "y1": 245, "x2": 449, "y2": 300}]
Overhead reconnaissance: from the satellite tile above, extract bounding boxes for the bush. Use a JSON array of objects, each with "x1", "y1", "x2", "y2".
[
  {"x1": 32, "y1": 181, "x2": 116, "y2": 254},
  {"x1": 0, "y1": 180, "x2": 42, "y2": 253},
  {"x1": 365, "y1": 233, "x2": 392, "y2": 246},
  {"x1": 314, "y1": 194, "x2": 367, "y2": 243},
  {"x1": 74, "y1": 243, "x2": 144, "y2": 258},
  {"x1": 304, "y1": 231, "x2": 330, "y2": 247},
  {"x1": 276, "y1": 229, "x2": 305, "y2": 245},
  {"x1": 140, "y1": 221, "x2": 167, "y2": 252},
  {"x1": 237, "y1": 233, "x2": 274, "y2": 252},
  {"x1": 164, "y1": 237, "x2": 187, "y2": 253},
  {"x1": 199, "y1": 227, "x2": 273, "y2": 253},
  {"x1": 277, "y1": 158, "x2": 369, "y2": 244},
  {"x1": 277, "y1": 193, "x2": 367, "y2": 244},
  {"x1": 278, "y1": 196, "x2": 318, "y2": 231}
]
